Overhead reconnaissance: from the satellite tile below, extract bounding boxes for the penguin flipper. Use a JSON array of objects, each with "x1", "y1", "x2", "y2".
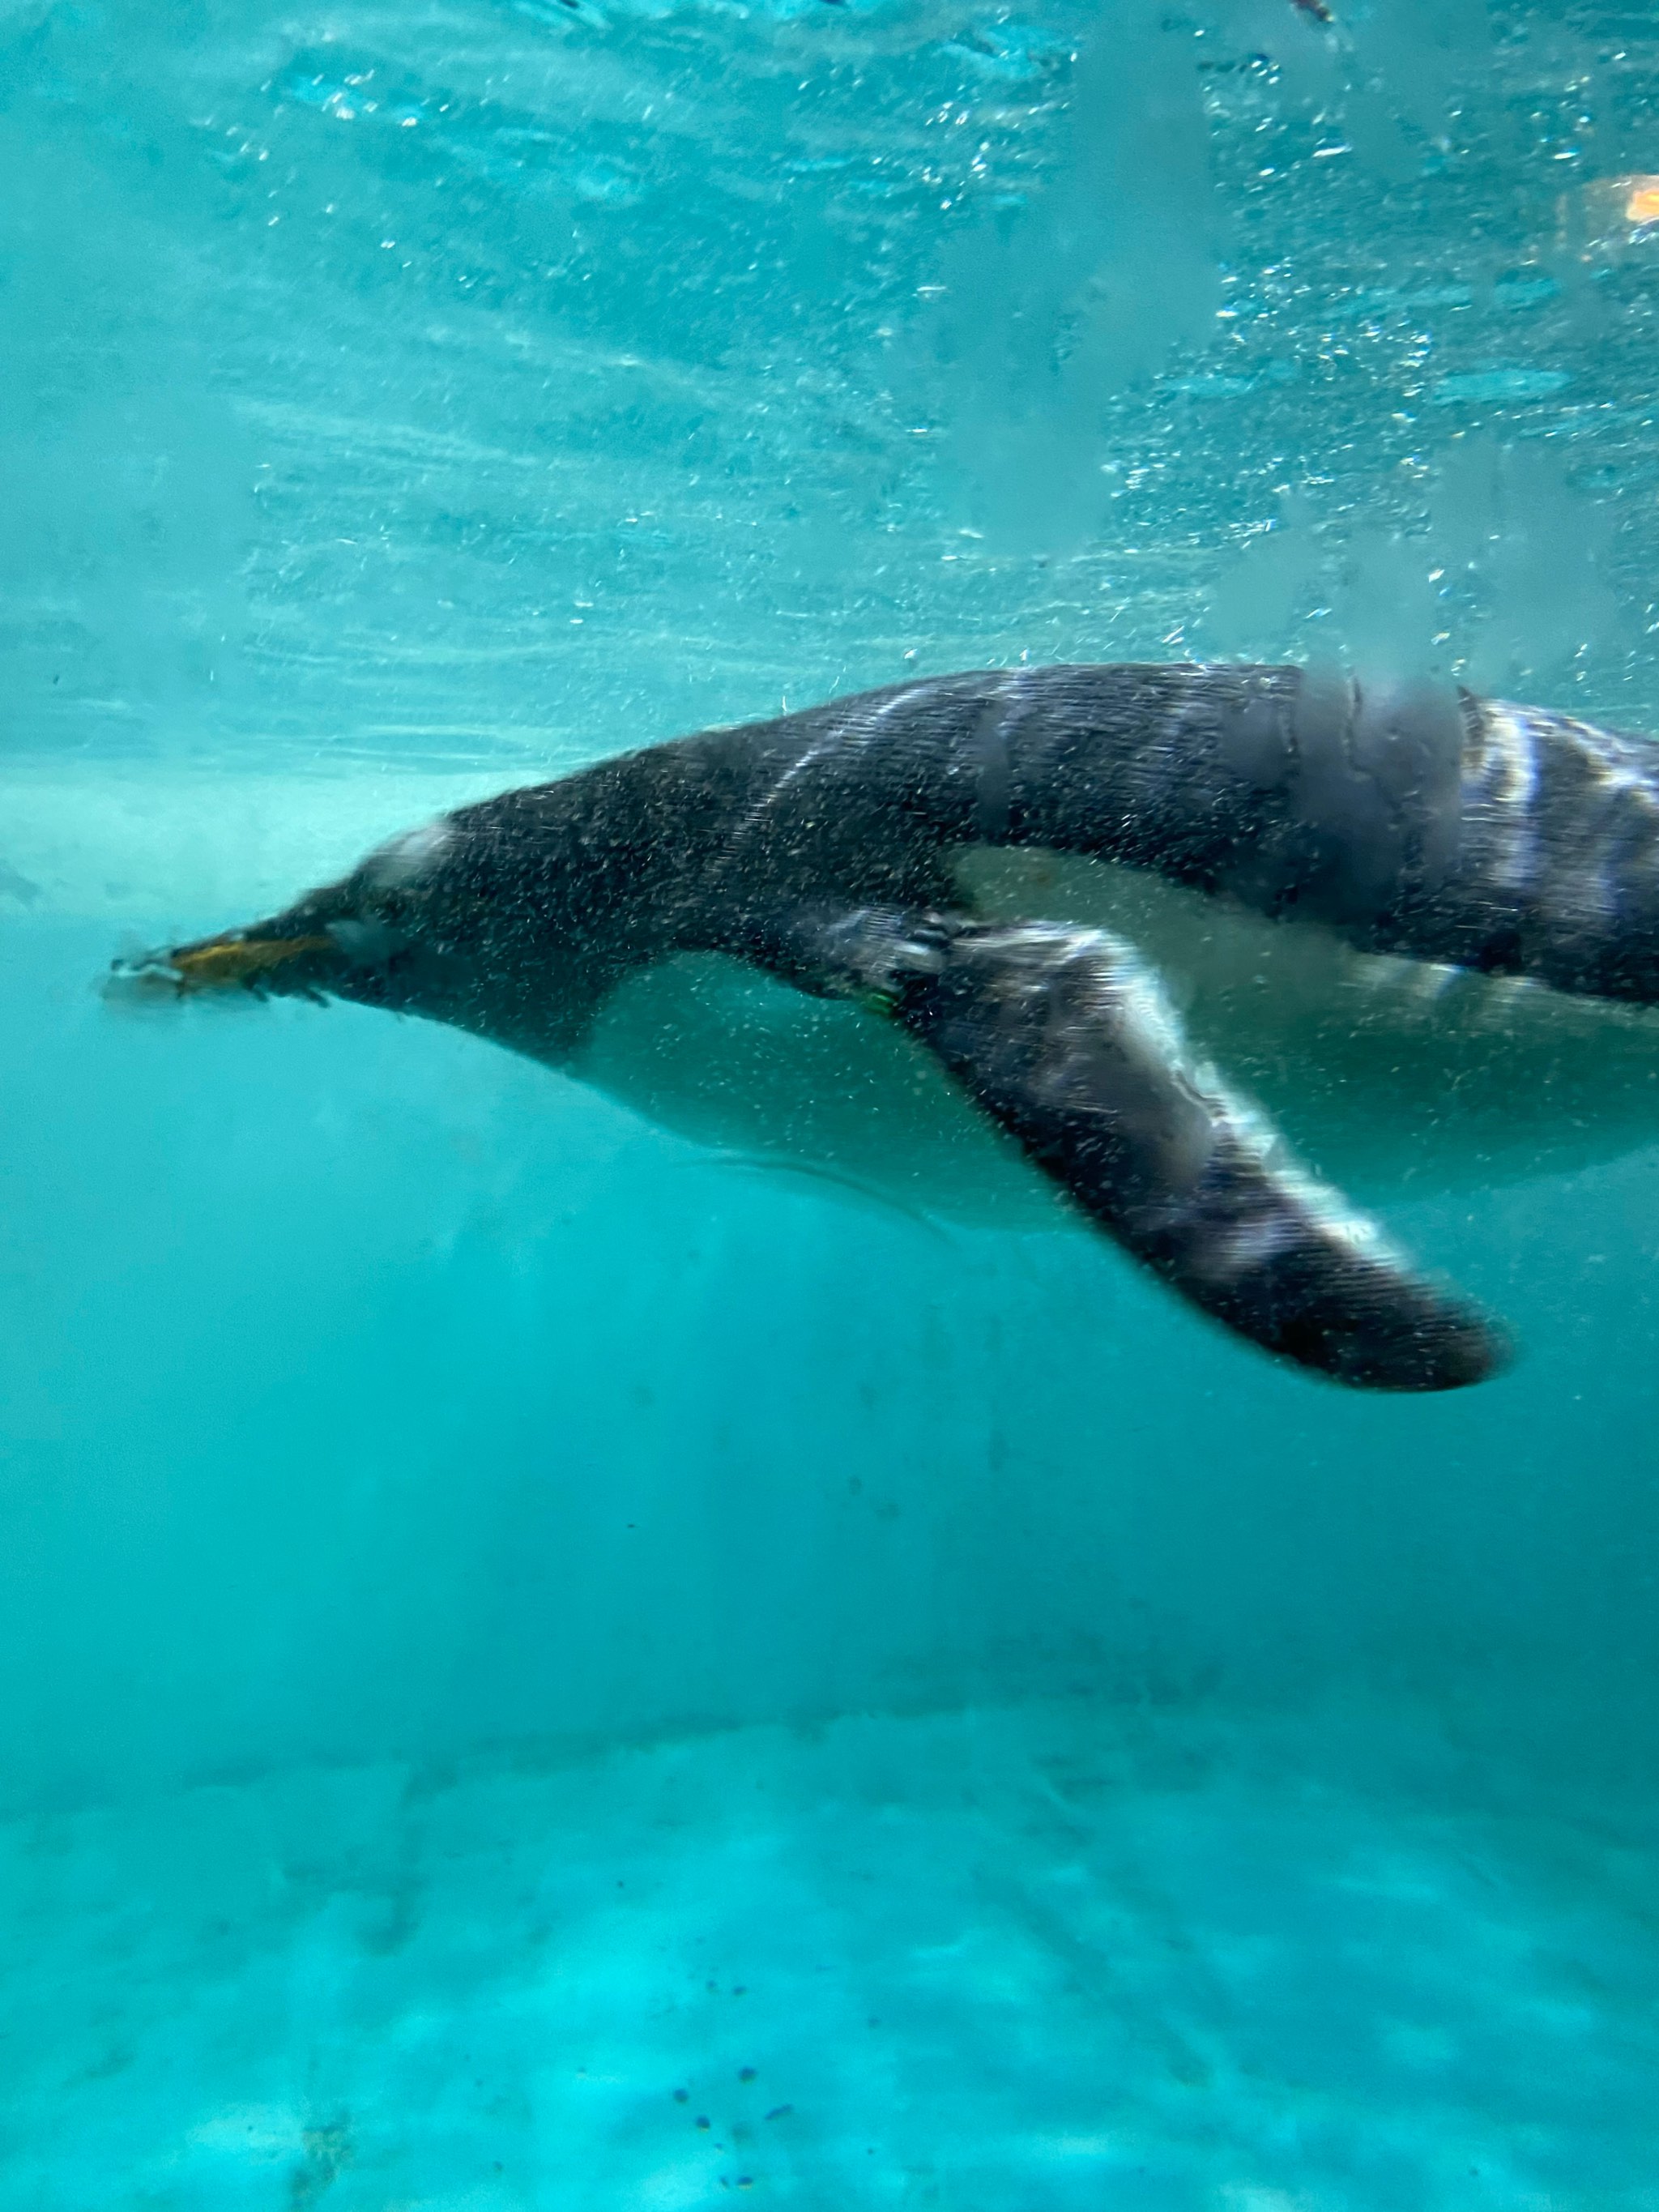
[{"x1": 759, "y1": 907, "x2": 1504, "y2": 1391}]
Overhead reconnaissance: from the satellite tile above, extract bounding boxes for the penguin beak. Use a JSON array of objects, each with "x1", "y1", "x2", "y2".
[
  {"x1": 169, "y1": 933, "x2": 338, "y2": 992},
  {"x1": 105, "y1": 928, "x2": 339, "y2": 1001}
]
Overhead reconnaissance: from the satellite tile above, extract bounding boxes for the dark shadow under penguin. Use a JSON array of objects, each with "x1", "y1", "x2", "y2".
[{"x1": 109, "y1": 661, "x2": 1659, "y2": 1392}]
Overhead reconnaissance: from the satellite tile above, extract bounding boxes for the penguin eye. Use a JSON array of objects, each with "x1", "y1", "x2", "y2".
[{"x1": 360, "y1": 818, "x2": 456, "y2": 892}]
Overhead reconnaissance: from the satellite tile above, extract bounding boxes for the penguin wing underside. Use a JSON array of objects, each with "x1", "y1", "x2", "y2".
[{"x1": 759, "y1": 904, "x2": 1504, "y2": 1393}]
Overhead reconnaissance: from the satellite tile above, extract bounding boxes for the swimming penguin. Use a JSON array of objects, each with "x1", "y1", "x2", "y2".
[{"x1": 108, "y1": 662, "x2": 1659, "y2": 1392}]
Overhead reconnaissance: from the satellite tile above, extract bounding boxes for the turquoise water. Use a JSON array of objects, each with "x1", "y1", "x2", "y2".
[{"x1": 6, "y1": 0, "x2": 1659, "y2": 2202}]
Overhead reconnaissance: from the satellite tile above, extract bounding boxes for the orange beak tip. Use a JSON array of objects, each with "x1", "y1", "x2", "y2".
[{"x1": 100, "y1": 932, "x2": 335, "y2": 1007}]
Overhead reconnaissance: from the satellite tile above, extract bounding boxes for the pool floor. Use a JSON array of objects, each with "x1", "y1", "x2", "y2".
[{"x1": 3, "y1": 1697, "x2": 1656, "y2": 2210}]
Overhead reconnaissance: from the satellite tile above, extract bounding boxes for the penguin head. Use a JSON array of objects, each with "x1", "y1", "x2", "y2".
[
  {"x1": 105, "y1": 813, "x2": 473, "y2": 1011},
  {"x1": 104, "y1": 804, "x2": 596, "y2": 1059}
]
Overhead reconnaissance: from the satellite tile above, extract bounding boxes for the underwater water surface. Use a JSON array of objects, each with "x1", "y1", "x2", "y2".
[{"x1": 5, "y1": 0, "x2": 1659, "y2": 2203}]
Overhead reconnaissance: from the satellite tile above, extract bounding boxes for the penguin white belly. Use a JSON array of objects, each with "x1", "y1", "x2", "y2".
[
  {"x1": 572, "y1": 850, "x2": 1659, "y2": 1226},
  {"x1": 964, "y1": 851, "x2": 1659, "y2": 1194},
  {"x1": 571, "y1": 948, "x2": 1060, "y2": 1228}
]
